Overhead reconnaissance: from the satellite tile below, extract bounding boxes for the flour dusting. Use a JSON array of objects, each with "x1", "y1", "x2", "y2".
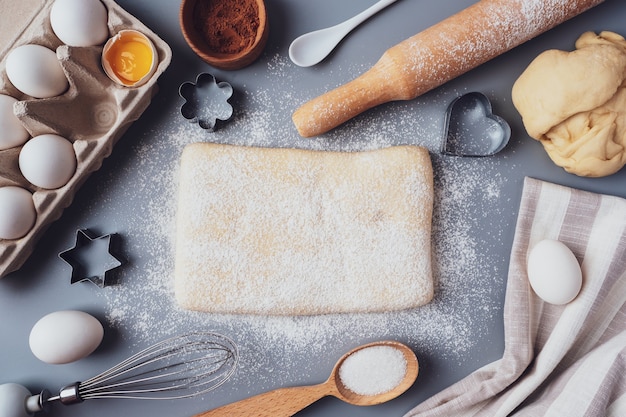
[{"x1": 92, "y1": 53, "x2": 514, "y2": 390}]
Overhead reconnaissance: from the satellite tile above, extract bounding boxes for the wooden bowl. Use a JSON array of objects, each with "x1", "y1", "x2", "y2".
[{"x1": 179, "y1": 0, "x2": 269, "y2": 70}]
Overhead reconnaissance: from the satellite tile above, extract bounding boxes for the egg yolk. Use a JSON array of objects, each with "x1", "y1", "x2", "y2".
[{"x1": 105, "y1": 38, "x2": 153, "y2": 83}]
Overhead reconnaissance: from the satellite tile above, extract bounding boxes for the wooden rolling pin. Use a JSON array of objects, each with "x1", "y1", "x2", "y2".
[{"x1": 292, "y1": 0, "x2": 605, "y2": 137}]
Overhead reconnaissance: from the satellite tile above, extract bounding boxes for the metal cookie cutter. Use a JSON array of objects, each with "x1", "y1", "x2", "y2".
[
  {"x1": 179, "y1": 73, "x2": 234, "y2": 131},
  {"x1": 442, "y1": 92, "x2": 511, "y2": 157},
  {"x1": 59, "y1": 229, "x2": 125, "y2": 288}
]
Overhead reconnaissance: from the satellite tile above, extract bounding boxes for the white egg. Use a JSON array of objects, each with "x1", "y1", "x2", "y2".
[
  {"x1": 527, "y1": 239, "x2": 583, "y2": 305},
  {"x1": 5, "y1": 44, "x2": 69, "y2": 99},
  {"x1": 19, "y1": 134, "x2": 76, "y2": 189},
  {"x1": 29, "y1": 310, "x2": 104, "y2": 364},
  {"x1": 0, "y1": 95, "x2": 29, "y2": 150},
  {"x1": 0, "y1": 383, "x2": 32, "y2": 417},
  {"x1": 0, "y1": 186, "x2": 36, "y2": 240},
  {"x1": 50, "y1": 0, "x2": 109, "y2": 47}
]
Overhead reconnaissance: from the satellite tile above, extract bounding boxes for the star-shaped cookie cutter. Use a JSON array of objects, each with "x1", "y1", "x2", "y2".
[{"x1": 59, "y1": 229, "x2": 125, "y2": 288}]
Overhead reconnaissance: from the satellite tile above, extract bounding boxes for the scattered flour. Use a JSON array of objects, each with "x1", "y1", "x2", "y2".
[{"x1": 90, "y1": 53, "x2": 515, "y2": 391}]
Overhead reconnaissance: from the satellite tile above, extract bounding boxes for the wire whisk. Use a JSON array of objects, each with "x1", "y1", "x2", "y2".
[{"x1": 26, "y1": 332, "x2": 238, "y2": 413}]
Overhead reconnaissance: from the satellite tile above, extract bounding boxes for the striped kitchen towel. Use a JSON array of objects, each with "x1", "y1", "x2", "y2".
[{"x1": 406, "y1": 177, "x2": 626, "y2": 417}]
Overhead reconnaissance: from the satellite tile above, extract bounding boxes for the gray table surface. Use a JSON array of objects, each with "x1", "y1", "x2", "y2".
[{"x1": 2, "y1": 1, "x2": 626, "y2": 416}]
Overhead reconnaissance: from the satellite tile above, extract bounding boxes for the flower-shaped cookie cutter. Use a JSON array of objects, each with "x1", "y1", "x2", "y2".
[
  {"x1": 442, "y1": 92, "x2": 511, "y2": 157},
  {"x1": 179, "y1": 73, "x2": 234, "y2": 131},
  {"x1": 59, "y1": 229, "x2": 125, "y2": 288}
]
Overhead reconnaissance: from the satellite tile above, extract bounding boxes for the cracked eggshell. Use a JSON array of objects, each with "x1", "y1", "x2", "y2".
[
  {"x1": 5, "y1": 44, "x2": 69, "y2": 98},
  {"x1": 102, "y1": 30, "x2": 157, "y2": 87},
  {"x1": 29, "y1": 310, "x2": 104, "y2": 364}
]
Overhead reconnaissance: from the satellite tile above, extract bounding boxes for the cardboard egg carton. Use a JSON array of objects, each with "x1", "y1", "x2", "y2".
[{"x1": 0, "y1": 0, "x2": 172, "y2": 278}]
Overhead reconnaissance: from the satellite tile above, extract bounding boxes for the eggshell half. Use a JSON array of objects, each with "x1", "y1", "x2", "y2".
[
  {"x1": 29, "y1": 310, "x2": 104, "y2": 364},
  {"x1": 102, "y1": 30, "x2": 157, "y2": 87},
  {"x1": 527, "y1": 239, "x2": 583, "y2": 305}
]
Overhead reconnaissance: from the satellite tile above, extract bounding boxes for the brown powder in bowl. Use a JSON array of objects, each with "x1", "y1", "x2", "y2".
[{"x1": 193, "y1": 0, "x2": 260, "y2": 55}]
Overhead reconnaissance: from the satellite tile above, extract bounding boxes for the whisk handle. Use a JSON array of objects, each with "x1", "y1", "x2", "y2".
[{"x1": 192, "y1": 383, "x2": 330, "y2": 417}]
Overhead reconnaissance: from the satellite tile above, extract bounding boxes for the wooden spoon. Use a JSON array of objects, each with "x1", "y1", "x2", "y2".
[{"x1": 191, "y1": 340, "x2": 418, "y2": 417}]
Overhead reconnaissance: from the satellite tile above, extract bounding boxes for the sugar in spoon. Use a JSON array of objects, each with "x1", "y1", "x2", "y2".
[
  {"x1": 191, "y1": 340, "x2": 418, "y2": 416},
  {"x1": 289, "y1": 0, "x2": 399, "y2": 67}
]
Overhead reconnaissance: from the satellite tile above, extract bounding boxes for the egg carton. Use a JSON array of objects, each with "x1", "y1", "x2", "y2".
[{"x1": 0, "y1": 0, "x2": 172, "y2": 278}]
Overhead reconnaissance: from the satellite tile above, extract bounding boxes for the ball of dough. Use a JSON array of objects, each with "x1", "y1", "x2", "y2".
[{"x1": 512, "y1": 31, "x2": 626, "y2": 177}]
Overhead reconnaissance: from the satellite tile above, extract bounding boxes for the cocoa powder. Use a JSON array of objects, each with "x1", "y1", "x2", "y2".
[{"x1": 194, "y1": 0, "x2": 260, "y2": 55}]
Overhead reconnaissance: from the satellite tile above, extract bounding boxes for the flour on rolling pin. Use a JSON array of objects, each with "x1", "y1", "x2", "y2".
[
  {"x1": 292, "y1": 0, "x2": 605, "y2": 137},
  {"x1": 174, "y1": 143, "x2": 434, "y2": 316}
]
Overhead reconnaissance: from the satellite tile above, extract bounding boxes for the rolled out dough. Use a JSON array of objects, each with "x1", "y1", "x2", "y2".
[{"x1": 174, "y1": 143, "x2": 434, "y2": 315}]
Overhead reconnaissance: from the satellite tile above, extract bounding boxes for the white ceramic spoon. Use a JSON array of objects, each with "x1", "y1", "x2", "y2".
[{"x1": 289, "y1": 0, "x2": 399, "y2": 67}]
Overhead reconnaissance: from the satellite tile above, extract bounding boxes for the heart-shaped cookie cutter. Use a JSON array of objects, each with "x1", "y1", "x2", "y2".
[
  {"x1": 179, "y1": 73, "x2": 234, "y2": 131},
  {"x1": 442, "y1": 92, "x2": 511, "y2": 157}
]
